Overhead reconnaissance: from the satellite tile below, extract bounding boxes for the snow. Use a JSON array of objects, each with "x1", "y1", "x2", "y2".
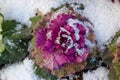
[
  {"x1": 0, "y1": 0, "x2": 120, "y2": 80},
  {"x1": 60, "y1": 27, "x2": 71, "y2": 35},
  {"x1": 85, "y1": 38, "x2": 95, "y2": 49},
  {"x1": 0, "y1": 58, "x2": 40, "y2": 80},
  {"x1": 0, "y1": 0, "x2": 68, "y2": 26},
  {"x1": 79, "y1": 0, "x2": 120, "y2": 49},
  {"x1": 83, "y1": 67, "x2": 109, "y2": 80},
  {"x1": 0, "y1": 61, "x2": 109, "y2": 80},
  {"x1": 67, "y1": 18, "x2": 94, "y2": 55},
  {"x1": 67, "y1": 19, "x2": 80, "y2": 41}
]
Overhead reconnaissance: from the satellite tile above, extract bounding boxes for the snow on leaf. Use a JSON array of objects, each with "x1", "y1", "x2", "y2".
[{"x1": 0, "y1": 19, "x2": 32, "y2": 67}]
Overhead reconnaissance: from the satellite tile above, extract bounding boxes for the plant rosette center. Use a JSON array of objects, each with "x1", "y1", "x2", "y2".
[{"x1": 32, "y1": 12, "x2": 95, "y2": 77}]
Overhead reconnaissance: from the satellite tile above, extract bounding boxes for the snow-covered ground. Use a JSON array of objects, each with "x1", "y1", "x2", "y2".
[
  {"x1": 0, "y1": 58, "x2": 110, "y2": 80},
  {"x1": 0, "y1": 0, "x2": 120, "y2": 80},
  {"x1": 83, "y1": 67, "x2": 109, "y2": 80},
  {"x1": 0, "y1": 58, "x2": 40, "y2": 80}
]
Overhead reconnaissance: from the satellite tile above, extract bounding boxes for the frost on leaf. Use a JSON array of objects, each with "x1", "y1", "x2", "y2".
[{"x1": 0, "y1": 16, "x2": 32, "y2": 67}]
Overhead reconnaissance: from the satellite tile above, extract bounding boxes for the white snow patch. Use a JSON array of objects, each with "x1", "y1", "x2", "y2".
[
  {"x1": 83, "y1": 67, "x2": 110, "y2": 80},
  {"x1": 78, "y1": 0, "x2": 120, "y2": 49},
  {"x1": 85, "y1": 38, "x2": 95, "y2": 49},
  {"x1": 0, "y1": 0, "x2": 68, "y2": 26},
  {"x1": 0, "y1": 58, "x2": 40, "y2": 80},
  {"x1": 67, "y1": 18, "x2": 80, "y2": 41},
  {"x1": 60, "y1": 27, "x2": 71, "y2": 35},
  {"x1": 76, "y1": 48, "x2": 86, "y2": 56}
]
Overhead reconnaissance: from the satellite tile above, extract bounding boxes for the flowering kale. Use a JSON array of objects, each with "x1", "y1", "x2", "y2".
[
  {"x1": 31, "y1": 4, "x2": 96, "y2": 77},
  {"x1": 34, "y1": 13, "x2": 94, "y2": 70}
]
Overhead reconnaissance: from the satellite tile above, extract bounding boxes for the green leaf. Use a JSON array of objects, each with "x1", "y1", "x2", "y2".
[
  {"x1": 109, "y1": 61, "x2": 120, "y2": 80},
  {"x1": 109, "y1": 66, "x2": 118, "y2": 80},
  {"x1": 0, "y1": 19, "x2": 32, "y2": 66},
  {"x1": 0, "y1": 15, "x2": 5, "y2": 54},
  {"x1": 0, "y1": 35, "x2": 5, "y2": 54},
  {"x1": 30, "y1": 15, "x2": 41, "y2": 48},
  {"x1": 30, "y1": 15, "x2": 41, "y2": 28},
  {"x1": 0, "y1": 14, "x2": 3, "y2": 32},
  {"x1": 114, "y1": 61, "x2": 120, "y2": 77},
  {"x1": 107, "y1": 30, "x2": 120, "y2": 80},
  {"x1": 10, "y1": 25, "x2": 32, "y2": 40},
  {"x1": 34, "y1": 65, "x2": 57, "y2": 80},
  {"x1": 108, "y1": 29, "x2": 120, "y2": 54}
]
